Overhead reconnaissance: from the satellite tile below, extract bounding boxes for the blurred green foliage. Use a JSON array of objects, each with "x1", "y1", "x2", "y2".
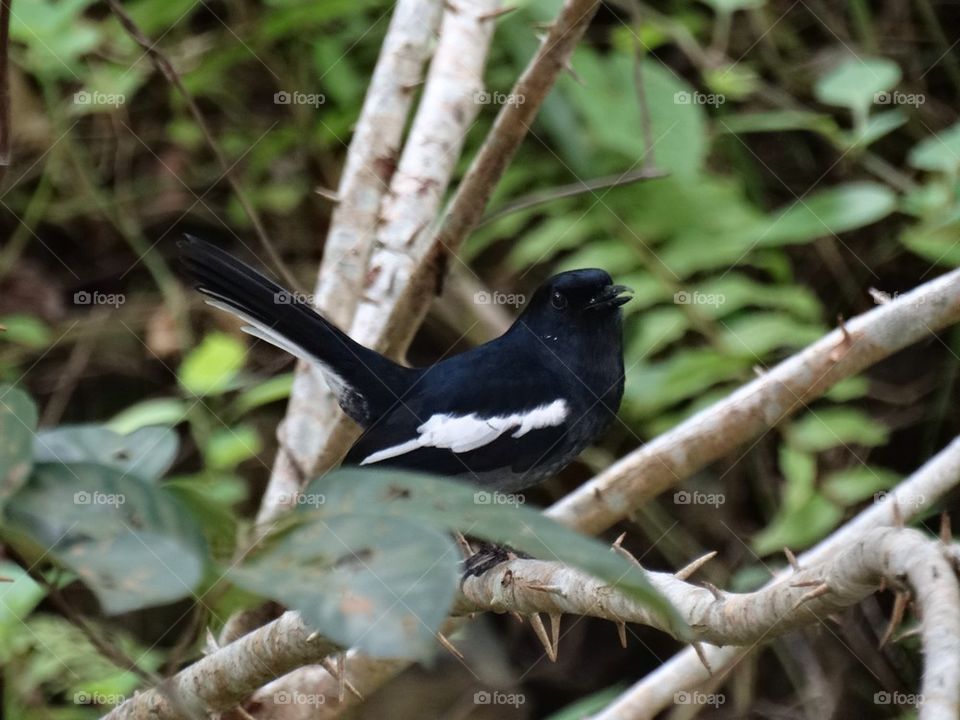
[{"x1": 1, "y1": 0, "x2": 958, "y2": 715}]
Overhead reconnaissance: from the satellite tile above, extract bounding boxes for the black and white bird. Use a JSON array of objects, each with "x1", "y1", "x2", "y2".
[{"x1": 180, "y1": 237, "x2": 630, "y2": 493}]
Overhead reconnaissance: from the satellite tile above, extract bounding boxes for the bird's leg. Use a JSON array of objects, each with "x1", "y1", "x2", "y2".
[{"x1": 461, "y1": 539, "x2": 531, "y2": 579}]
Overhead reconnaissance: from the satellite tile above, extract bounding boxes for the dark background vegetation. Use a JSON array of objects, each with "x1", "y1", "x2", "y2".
[{"x1": 2, "y1": 0, "x2": 959, "y2": 717}]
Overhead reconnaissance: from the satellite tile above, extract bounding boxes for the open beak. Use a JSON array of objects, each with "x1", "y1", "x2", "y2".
[{"x1": 586, "y1": 284, "x2": 633, "y2": 310}]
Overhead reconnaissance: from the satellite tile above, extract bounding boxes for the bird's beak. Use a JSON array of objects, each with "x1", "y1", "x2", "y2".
[{"x1": 586, "y1": 284, "x2": 633, "y2": 310}]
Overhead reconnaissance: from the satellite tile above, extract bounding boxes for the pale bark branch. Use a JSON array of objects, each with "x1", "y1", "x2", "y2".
[
  {"x1": 595, "y1": 434, "x2": 960, "y2": 720},
  {"x1": 258, "y1": 0, "x2": 444, "y2": 524}
]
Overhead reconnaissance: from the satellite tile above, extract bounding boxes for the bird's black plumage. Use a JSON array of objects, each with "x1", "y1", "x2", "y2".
[{"x1": 180, "y1": 237, "x2": 630, "y2": 492}]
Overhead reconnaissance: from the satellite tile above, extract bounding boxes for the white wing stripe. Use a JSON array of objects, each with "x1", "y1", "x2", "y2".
[{"x1": 359, "y1": 399, "x2": 568, "y2": 465}]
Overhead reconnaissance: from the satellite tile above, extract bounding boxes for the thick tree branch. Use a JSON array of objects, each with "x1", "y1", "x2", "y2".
[
  {"x1": 259, "y1": 0, "x2": 444, "y2": 523},
  {"x1": 594, "y1": 434, "x2": 960, "y2": 720}
]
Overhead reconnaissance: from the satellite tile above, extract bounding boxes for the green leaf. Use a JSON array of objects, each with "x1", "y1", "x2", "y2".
[
  {"x1": 34, "y1": 425, "x2": 178, "y2": 483},
  {"x1": 108, "y1": 398, "x2": 189, "y2": 434},
  {"x1": 0, "y1": 385, "x2": 37, "y2": 512},
  {"x1": 778, "y1": 445, "x2": 816, "y2": 510},
  {"x1": 786, "y1": 408, "x2": 888, "y2": 453},
  {"x1": 5, "y1": 463, "x2": 206, "y2": 614},
  {"x1": 814, "y1": 56, "x2": 901, "y2": 115},
  {"x1": 719, "y1": 312, "x2": 825, "y2": 357},
  {"x1": 179, "y1": 332, "x2": 247, "y2": 396},
  {"x1": 232, "y1": 373, "x2": 294, "y2": 415},
  {"x1": 847, "y1": 109, "x2": 907, "y2": 148},
  {"x1": 0, "y1": 314, "x2": 53, "y2": 348},
  {"x1": 0, "y1": 561, "x2": 46, "y2": 646},
  {"x1": 302, "y1": 469, "x2": 684, "y2": 633},
  {"x1": 717, "y1": 110, "x2": 836, "y2": 136},
  {"x1": 908, "y1": 123, "x2": 960, "y2": 174},
  {"x1": 752, "y1": 493, "x2": 843, "y2": 555},
  {"x1": 822, "y1": 466, "x2": 901, "y2": 505},
  {"x1": 760, "y1": 182, "x2": 897, "y2": 246},
  {"x1": 625, "y1": 350, "x2": 750, "y2": 416},
  {"x1": 230, "y1": 513, "x2": 458, "y2": 658},
  {"x1": 203, "y1": 424, "x2": 262, "y2": 470},
  {"x1": 901, "y1": 219, "x2": 960, "y2": 267},
  {"x1": 701, "y1": 0, "x2": 765, "y2": 11}
]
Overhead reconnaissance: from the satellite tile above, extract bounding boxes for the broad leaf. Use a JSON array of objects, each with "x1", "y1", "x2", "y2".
[
  {"x1": 302, "y1": 469, "x2": 684, "y2": 633},
  {"x1": 0, "y1": 385, "x2": 38, "y2": 512},
  {"x1": 5, "y1": 463, "x2": 206, "y2": 614},
  {"x1": 34, "y1": 425, "x2": 178, "y2": 483},
  {"x1": 179, "y1": 332, "x2": 246, "y2": 396},
  {"x1": 814, "y1": 57, "x2": 901, "y2": 115},
  {"x1": 786, "y1": 408, "x2": 888, "y2": 452},
  {"x1": 230, "y1": 513, "x2": 458, "y2": 658}
]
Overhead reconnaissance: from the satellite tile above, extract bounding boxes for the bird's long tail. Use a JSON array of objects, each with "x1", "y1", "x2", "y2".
[{"x1": 179, "y1": 236, "x2": 412, "y2": 425}]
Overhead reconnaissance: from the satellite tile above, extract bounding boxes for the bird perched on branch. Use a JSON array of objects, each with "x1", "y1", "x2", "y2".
[{"x1": 181, "y1": 237, "x2": 629, "y2": 549}]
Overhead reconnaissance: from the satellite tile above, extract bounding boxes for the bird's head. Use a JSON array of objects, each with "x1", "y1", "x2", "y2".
[{"x1": 518, "y1": 268, "x2": 632, "y2": 339}]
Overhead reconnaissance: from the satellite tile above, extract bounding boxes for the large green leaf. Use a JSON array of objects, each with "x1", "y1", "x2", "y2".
[
  {"x1": 760, "y1": 182, "x2": 897, "y2": 246},
  {"x1": 230, "y1": 513, "x2": 458, "y2": 658},
  {"x1": 0, "y1": 385, "x2": 38, "y2": 512},
  {"x1": 5, "y1": 463, "x2": 206, "y2": 614},
  {"x1": 908, "y1": 123, "x2": 960, "y2": 174},
  {"x1": 33, "y1": 425, "x2": 179, "y2": 483},
  {"x1": 301, "y1": 469, "x2": 683, "y2": 633},
  {"x1": 814, "y1": 56, "x2": 901, "y2": 115},
  {"x1": 179, "y1": 332, "x2": 247, "y2": 396},
  {"x1": 786, "y1": 408, "x2": 889, "y2": 453},
  {"x1": 752, "y1": 493, "x2": 843, "y2": 556}
]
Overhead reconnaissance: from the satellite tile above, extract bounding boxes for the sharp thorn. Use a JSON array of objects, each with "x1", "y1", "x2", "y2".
[
  {"x1": 437, "y1": 631, "x2": 464, "y2": 660},
  {"x1": 691, "y1": 641, "x2": 712, "y2": 675},
  {"x1": 616, "y1": 621, "x2": 628, "y2": 648},
  {"x1": 703, "y1": 581, "x2": 725, "y2": 601},
  {"x1": 783, "y1": 547, "x2": 800, "y2": 571},
  {"x1": 529, "y1": 613, "x2": 556, "y2": 662},
  {"x1": 549, "y1": 613, "x2": 561, "y2": 657},
  {"x1": 675, "y1": 551, "x2": 718, "y2": 580},
  {"x1": 879, "y1": 591, "x2": 910, "y2": 649},
  {"x1": 793, "y1": 582, "x2": 830, "y2": 610}
]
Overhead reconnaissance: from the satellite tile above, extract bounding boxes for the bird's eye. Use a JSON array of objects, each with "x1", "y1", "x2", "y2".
[{"x1": 551, "y1": 291, "x2": 567, "y2": 310}]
